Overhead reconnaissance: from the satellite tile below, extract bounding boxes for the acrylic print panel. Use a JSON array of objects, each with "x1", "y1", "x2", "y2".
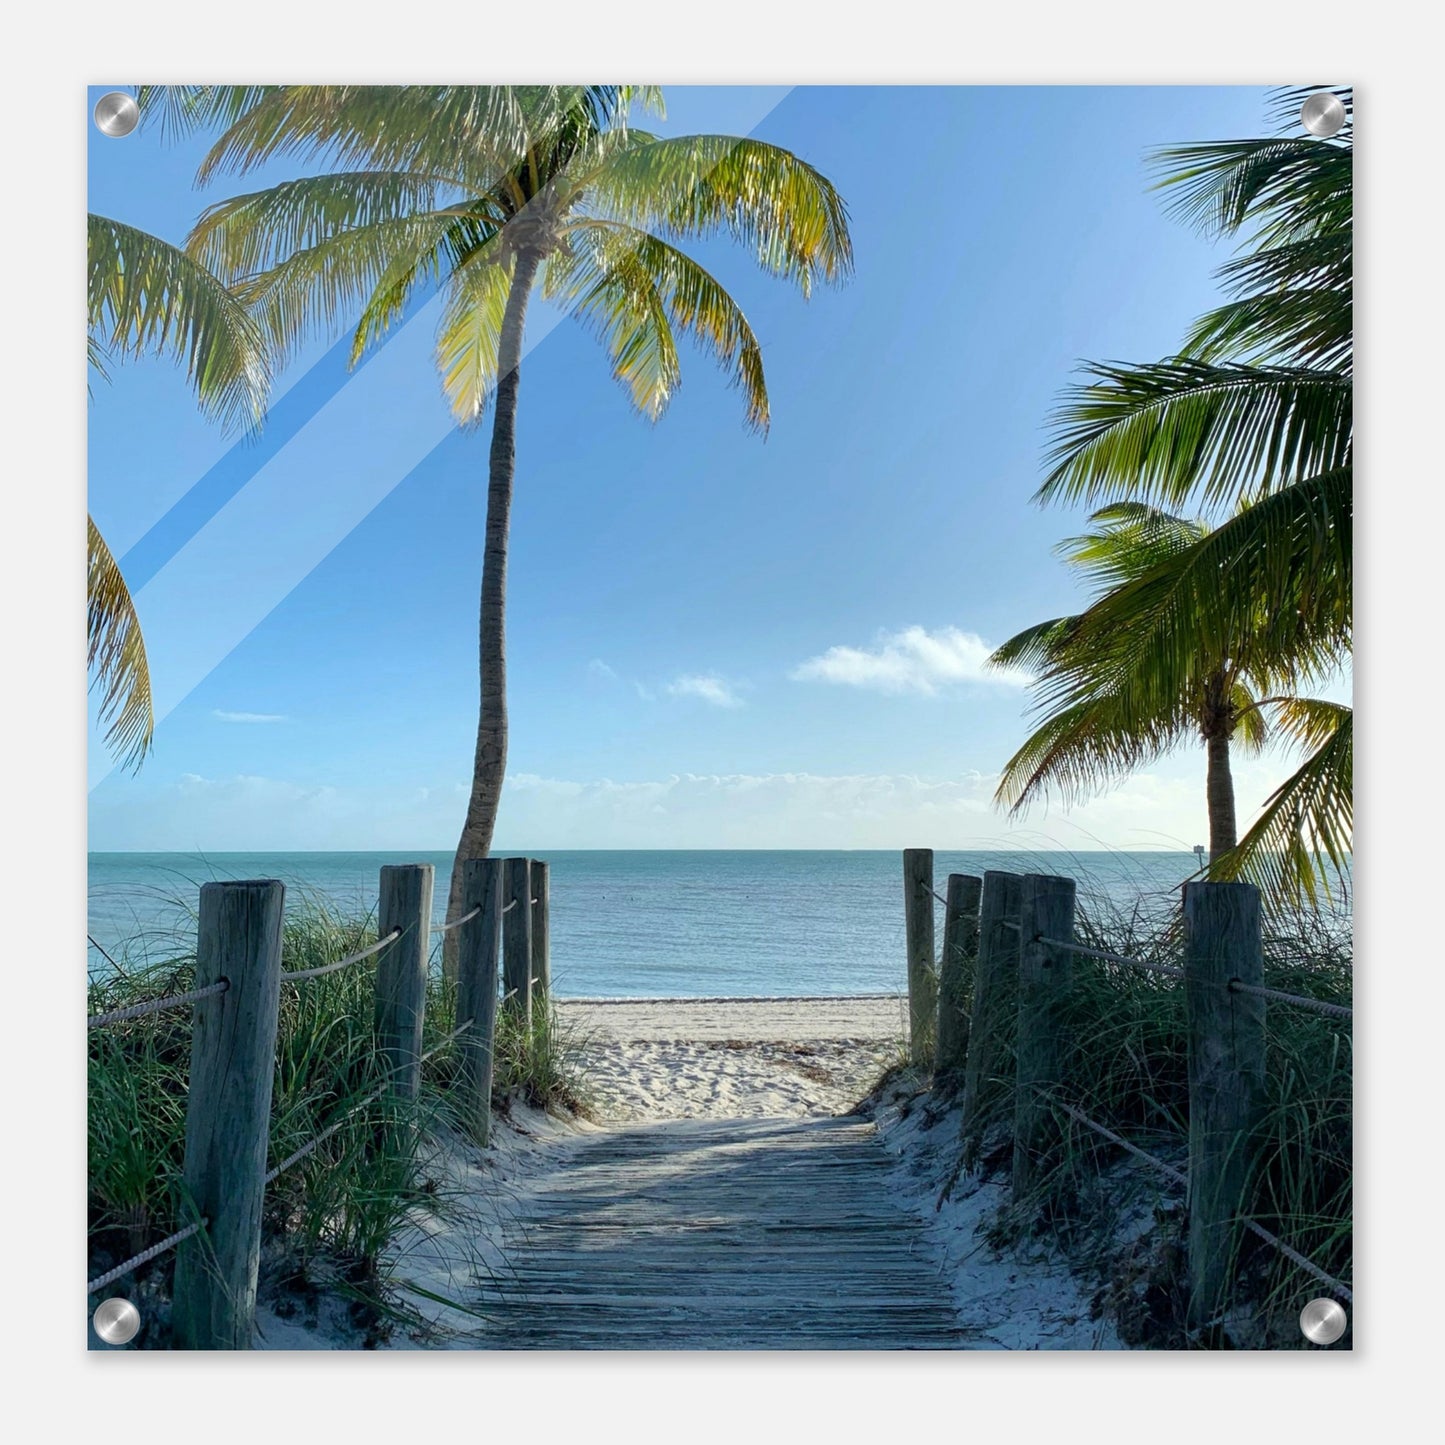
[{"x1": 87, "y1": 85, "x2": 1353, "y2": 1351}]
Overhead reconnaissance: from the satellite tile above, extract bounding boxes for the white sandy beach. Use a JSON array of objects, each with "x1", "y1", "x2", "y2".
[
  {"x1": 560, "y1": 994, "x2": 907, "y2": 1119},
  {"x1": 254, "y1": 994, "x2": 1116, "y2": 1350}
]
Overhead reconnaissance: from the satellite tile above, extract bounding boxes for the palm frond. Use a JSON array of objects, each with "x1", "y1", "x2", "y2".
[
  {"x1": 88, "y1": 214, "x2": 271, "y2": 430},
  {"x1": 1184, "y1": 287, "x2": 1351, "y2": 372},
  {"x1": 1211, "y1": 703, "x2": 1352, "y2": 907},
  {"x1": 1038, "y1": 359, "x2": 1351, "y2": 510},
  {"x1": 588, "y1": 135, "x2": 853, "y2": 296},
  {"x1": 88, "y1": 516, "x2": 153, "y2": 772},
  {"x1": 434, "y1": 248, "x2": 514, "y2": 424},
  {"x1": 187, "y1": 172, "x2": 471, "y2": 283},
  {"x1": 549, "y1": 220, "x2": 769, "y2": 430},
  {"x1": 993, "y1": 694, "x2": 1184, "y2": 815}
]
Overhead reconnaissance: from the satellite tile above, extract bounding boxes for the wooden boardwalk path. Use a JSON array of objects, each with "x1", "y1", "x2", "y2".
[{"x1": 474, "y1": 1115, "x2": 971, "y2": 1349}]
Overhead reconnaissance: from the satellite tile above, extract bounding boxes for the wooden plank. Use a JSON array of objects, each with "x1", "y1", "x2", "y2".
[
  {"x1": 468, "y1": 1115, "x2": 968, "y2": 1349},
  {"x1": 935, "y1": 873, "x2": 982, "y2": 1076},
  {"x1": 172, "y1": 880, "x2": 285, "y2": 1351}
]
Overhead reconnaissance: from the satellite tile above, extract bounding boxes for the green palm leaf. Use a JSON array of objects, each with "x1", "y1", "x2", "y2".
[
  {"x1": 1038, "y1": 359, "x2": 1351, "y2": 510},
  {"x1": 1211, "y1": 701, "x2": 1352, "y2": 907},
  {"x1": 588, "y1": 135, "x2": 854, "y2": 296},
  {"x1": 88, "y1": 213, "x2": 271, "y2": 430},
  {"x1": 88, "y1": 517, "x2": 153, "y2": 772}
]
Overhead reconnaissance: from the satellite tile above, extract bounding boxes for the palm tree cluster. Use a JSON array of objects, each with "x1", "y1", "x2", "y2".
[{"x1": 991, "y1": 87, "x2": 1352, "y2": 907}]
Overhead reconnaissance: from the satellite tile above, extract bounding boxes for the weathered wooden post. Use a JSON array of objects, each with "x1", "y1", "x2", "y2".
[
  {"x1": 503, "y1": 856, "x2": 533, "y2": 1027},
  {"x1": 1012, "y1": 873, "x2": 1076, "y2": 1198},
  {"x1": 375, "y1": 863, "x2": 434, "y2": 1099},
  {"x1": 958, "y1": 871, "x2": 1023, "y2": 1167},
  {"x1": 172, "y1": 880, "x2": 285, "y2": 1350},
  {"x1": 456, "y1": 858, "x2": 504, "y2": 1147},
  {"x1": 1184, "y1": 881, "x2": 1266, "y2": 1333},
  {"x1": 935, "y1": 873, "x2": 982, "y2": 1076},
  {"x1": 530, "y1": 858, "x2": 551, "y2": 1006},
  {"x1": 902, "y1": 848, "x2": 937, "y2": 1066}
]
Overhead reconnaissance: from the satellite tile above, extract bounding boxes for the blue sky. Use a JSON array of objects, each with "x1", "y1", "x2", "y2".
[{"x1": 87, "y1": 84, "x2": 1333, "y2": 853}]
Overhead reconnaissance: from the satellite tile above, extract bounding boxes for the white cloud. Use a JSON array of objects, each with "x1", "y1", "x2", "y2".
[
  {"x1": 587, "y1": 659, "x2": 619, "y2": 682},
  {"x1": 212, "y1": 709, "x2": 288, "y2": 723},
  {"x1": 665, "y1": 674, "x2": 744, "y2": 708},
  {"x1": 791, "y1": 626, "x2": 1031, "y2": 695}
]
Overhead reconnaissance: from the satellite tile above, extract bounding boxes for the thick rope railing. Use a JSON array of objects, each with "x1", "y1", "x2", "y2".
[
  {"x1": 88, "y1": 1015, "x2": 477, "y2": 1294},
  {"x1": 1241, "y1": 1218, "x2": 1353, "y2": 1303},
  {"x1": 1052, "y1": 1097, "x2": 1189, "y2": 1188},
  {"x1": 1226, "y1": 978, "x2": 1353, "y2": 1021},
  {"x1": 1048, "y1": 1094, "x2": 1351, "y2": 1303},
  {"x1": 88, "y1": 981, "x2": 229, "y2": 1031},
  {"x1": 264, "y1": 1017, "x2": 474, "y2": 1185},
  {"x1": 1036, "y1": 935, "x2": 1187, "y2": 982},
  {"x1": 431, "y1": 906, "x2": 480, "y2": 935},
  {"x1": 281, "y1": 928, "x2": 402, "y2": 982},
  {"x1": 1034, "y1": 934, "x2": 1350, "y2": 1017},
  {"x1": 87, "y1": 1221, "x2": 204, "y2": 1295}
]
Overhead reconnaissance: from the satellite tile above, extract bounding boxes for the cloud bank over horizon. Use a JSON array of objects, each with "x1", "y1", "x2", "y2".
[{"x1": 88, "y1": 758, "x2": 1289, "y2": 855}]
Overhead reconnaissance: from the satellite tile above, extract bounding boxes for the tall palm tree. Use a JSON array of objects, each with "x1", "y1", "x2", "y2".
[
  {"x1": 1026, "y1": 86, "x2": 1352, "y2": 901},
  {"x1": 144, "y1": 86, "x2": 853, "y2": 948},
  {"x1": 991, "y1": 503, "x2": 1282, "y2": 860},
  {"x1": 88, "y1": 212, "x2": 271, "y2": 769}
]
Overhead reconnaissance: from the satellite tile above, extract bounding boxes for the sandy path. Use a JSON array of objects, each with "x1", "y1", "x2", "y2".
[
  {"x1": 256, "y1": 996, "x2": 1115, "y2": 1349},
  {"x1": 559, "y1": 995, "x2": 906, "y2": 1120}
]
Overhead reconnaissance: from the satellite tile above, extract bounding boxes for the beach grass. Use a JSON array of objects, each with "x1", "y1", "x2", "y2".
[
  {"x1": 87, "y1": 895, "x2": 592, "y2": 1346},
  {"x1": 950, "y1": 890, "x2": 1352, "y2": 1348}
]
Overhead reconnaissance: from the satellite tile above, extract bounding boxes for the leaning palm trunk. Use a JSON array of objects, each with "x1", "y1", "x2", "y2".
[{"x1": 444, "y1": 248, "x2": 543, "y2": 970}]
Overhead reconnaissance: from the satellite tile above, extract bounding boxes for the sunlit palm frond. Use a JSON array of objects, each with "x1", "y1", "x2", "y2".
[
  {"x1": 1211, "y1": 702, "x2": 1352, "y2": 907},
  {"x1": 588, "y1": 135, "x2": 853, "y2": 296},
  {"x1": 550, "y1": 220, "x2": 769, "y2": 430},
  {"x1": 187, "y1": 171, "x2": 471, "y2": 282},
  {"x1": 88, "y1": 214, "x2": 271, "y2": 430},
  {"x1": 434, "y1": 248, "x2": 514, "y2": 424},
  {"x1": 87, "y1": 516, "x2": 153, "y2": 772},
  {"x1": 135, "y1": 85, "x2": 281, "y2": 143},
  {"x1": 222, "y1": 210, "x2": 489, "y2": 371},
  {"x1": 1038, "y1": 359, "x2": 1351, "y2": 510}
]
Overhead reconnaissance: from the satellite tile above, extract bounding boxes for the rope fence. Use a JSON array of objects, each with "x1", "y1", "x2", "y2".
[
  {"x1": 908, "y1": 853, "x2": 1353, "y2": 1332},
  {"x1": 87, "y1": 1221, "x2": 204, "y2": 1296},
  {"x1": 1227, "y1": 978, "x2": 1354, "y2": 1020},
  {"x1": 281, "y1": 928, "x2": 402, "y2": 983},
  {"x1": 88, "y1": 981, "x2": 229, "y2": 1032},
  {"x1": 431, "y1": 906, "x2": 480, "y2": 935},
  {"x1": 1050, "y1": 1095, "x2": 1351, "y2": 1303},
  {"x1": 265, "y1": 1017, "x2": 475, "y2": 1185},
  {"x1": 87, "y1": 856, "x2": 551, "y2": 1347},
  {"x1": 1034, "y1": 933, "x2": 1351, "y2": 1019}
]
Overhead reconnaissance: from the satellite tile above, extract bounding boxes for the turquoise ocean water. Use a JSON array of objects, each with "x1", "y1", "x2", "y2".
[{"x1": 87, "y1": 849, "x2": 1207, "y2": 998}]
